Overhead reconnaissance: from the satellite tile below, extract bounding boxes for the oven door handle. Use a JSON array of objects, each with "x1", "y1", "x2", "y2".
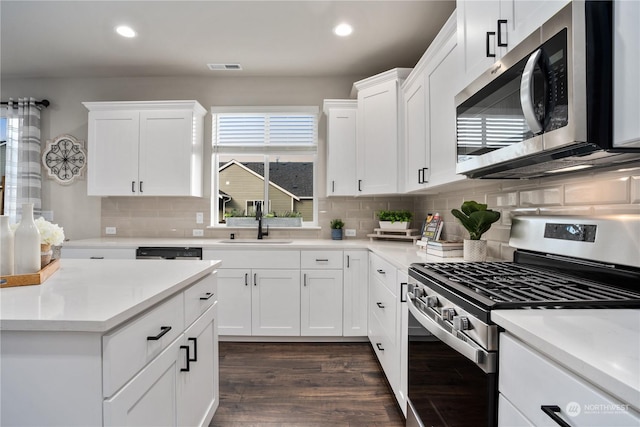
[{"x1": 407, "y1": 294, "x2": 495, "y2": 374}]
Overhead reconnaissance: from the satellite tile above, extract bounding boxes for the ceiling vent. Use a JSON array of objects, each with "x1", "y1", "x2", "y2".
[{"x1": 207, "y1": 63, "x2": 243, "y2": 71}]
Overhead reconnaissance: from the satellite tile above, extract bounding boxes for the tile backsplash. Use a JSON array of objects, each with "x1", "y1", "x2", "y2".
[{"x1": 102, "y1": 166, "x2": 640, "y2": 261}]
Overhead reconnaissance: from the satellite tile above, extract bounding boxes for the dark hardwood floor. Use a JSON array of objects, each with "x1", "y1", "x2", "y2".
[{"x1": 210, "y1": 342, "x2": 405, "y2": 427}]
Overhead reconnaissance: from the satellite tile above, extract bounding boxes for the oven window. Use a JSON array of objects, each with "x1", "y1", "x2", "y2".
[{"x1": 408, "y1": 312, "x2": 497, "y2": 427}]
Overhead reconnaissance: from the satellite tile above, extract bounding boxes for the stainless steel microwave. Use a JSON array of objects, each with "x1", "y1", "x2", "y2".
[{"x1": 455, "y1": 0, "x2": 640, "y2": 179}]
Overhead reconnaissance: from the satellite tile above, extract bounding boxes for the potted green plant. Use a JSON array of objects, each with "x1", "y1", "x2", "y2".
[
  {"x1": 330, "y1": 219, "x2": 345, "y2": 240},
  {"x1": 377, "y1": 210, "x2": 413, "y2": 229},
  {"x1": 451, "y1": 201, "x2": 501, "y2": 261}
]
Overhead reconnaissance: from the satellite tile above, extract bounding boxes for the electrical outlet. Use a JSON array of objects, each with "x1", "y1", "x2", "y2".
[
  {"x1": 196, "y1": 212, "x2": 204, "y2": 224},
  {"x1": 105, "y1": 227, "x2": 117, "y2": 235},
  {"x1": 345, "y1": 229, "x2": 356, "y2": 237},
  {"x1": 193, "y1": 229, "x2": 204, "y2": 237}
]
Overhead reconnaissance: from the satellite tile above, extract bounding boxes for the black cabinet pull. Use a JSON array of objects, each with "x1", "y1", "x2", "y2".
[
  {"x1": 180, "y1": 345, "x2": 191, "y2": 372},
  {"x1": 188, "y1": 337, "x2": 198, "y2": 362},
  {"x1": 358, "y1": 179, "x2": 362, "y2": 192},
  {"x1": 303, "y1": 273, "x2": 307, "y2": 287},
  {"x1": 244, "y1": 273, "x2": 248, "y2": 286},
  {"x1": 376, "y1": 343, "x2": 384, "y2": 351},
  {"x1": 497, "y1": 19, "x2": 508, "y2": 47},
  {"x1": 139, "y1": 181, "x2": 143, "y2": 193},
  {"x1": 131, "y1": 181, "x2": 136, "y2": 193},
  {"x1": 401, "y1": 282, "x2": 408, "y2": 303},
  {"x1": 254, "y1": 273, "x2": 257, "y2": 286},
  {"x1": 89, "y1": 256, "x2": 104, "y2": 259},
  {"x1": 422, "y1": 167, "x2": 429, "y2": 183},
  {"x1": 147, "y1": 326, "x2": 171, "y2": 341},
  {"x1": 540, "y1": 405, "x2": 571, "y2": 427},
  {"x1": 315, "y1": 258, "x2": 329, "y2": 262},
  {"x1": 332, "y1": 180, "x2": 335, "y2": 193},
  {"x1": 418, "y1": 168, "x2": 423, "y2": 184},
  {"x1": 199, "y1": 292, "x2": 214, "y2": 300},
  {"x1": 346, "y1": 255, "x2": 350, "y2": 268},
  {"x1": 377, "y1": 269, "x2": 385, "y2": 274},
  {"x1": 376, "y1": 302, "x2": 385, "y2": 309},
  {"x1": 486, "y1": 31, "x2": 496, "y2": 57}
]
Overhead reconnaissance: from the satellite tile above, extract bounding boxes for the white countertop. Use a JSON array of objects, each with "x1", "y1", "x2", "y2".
[
  {"x1": 0, "y1": 259, "x2": 220, "y2": 333},
  {"x1": 63, "y1": 237, "x2": 463, "y2": 270},
  {"x1": 492, "y1": 309, "x2": 640, "y2": 412}
]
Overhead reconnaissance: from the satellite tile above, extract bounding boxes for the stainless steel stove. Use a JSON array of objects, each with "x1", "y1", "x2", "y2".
[{"x1": 406, "y1": 215, "x2": 640, "y2": 427}]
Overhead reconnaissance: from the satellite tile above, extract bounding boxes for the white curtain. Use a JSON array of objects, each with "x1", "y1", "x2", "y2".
[{"x1": 2, "y1": 98, "x2": 42, "y2": 223}]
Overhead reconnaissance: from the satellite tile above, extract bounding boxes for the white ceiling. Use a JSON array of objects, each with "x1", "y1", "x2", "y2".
[{"x1": 0, "y1": 0, "x2": 456, "y2": 79}]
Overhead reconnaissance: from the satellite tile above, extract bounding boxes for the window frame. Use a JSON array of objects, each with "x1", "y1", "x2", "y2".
[{"x1": 210, "y1": 106, "x2": 319, "y2": 228}]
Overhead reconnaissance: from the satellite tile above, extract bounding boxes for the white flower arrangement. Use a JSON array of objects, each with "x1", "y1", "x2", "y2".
[
  {"x1": 11, "y1": 218, "x2": 65, "y2": 246},
  {"x1": 35, "y1": 218, "x2": 65, "y2": 246}
]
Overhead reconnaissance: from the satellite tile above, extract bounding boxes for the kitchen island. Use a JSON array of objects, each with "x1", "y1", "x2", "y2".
[{"x1": 0, "y1": 258, "x2": 221, "y2": 427}]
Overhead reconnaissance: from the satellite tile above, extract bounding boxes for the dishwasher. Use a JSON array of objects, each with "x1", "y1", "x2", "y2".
[{"x1": 135, "y1": 247, "x2": 203, "y2": 260}]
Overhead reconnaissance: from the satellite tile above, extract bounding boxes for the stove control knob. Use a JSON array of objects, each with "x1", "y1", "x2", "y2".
[
  {"x1": 425, "y1": 295, "x2": 438, "y2": 308},
  {"x1": 442, "y1": 308, "x2": 456, "y2": 321},
  {"x1": 453, "y1": 316, "x2": 470, "y2": 331}
]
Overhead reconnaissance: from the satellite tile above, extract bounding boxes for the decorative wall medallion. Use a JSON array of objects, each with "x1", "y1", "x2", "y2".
[{"x1": 42, "y1": 134, "x2": 87, "y2": 185}]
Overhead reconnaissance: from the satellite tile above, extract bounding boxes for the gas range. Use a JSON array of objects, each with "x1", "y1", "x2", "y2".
[{"x1": 407, "y1": 214, "x2": 640, "y2": 348}]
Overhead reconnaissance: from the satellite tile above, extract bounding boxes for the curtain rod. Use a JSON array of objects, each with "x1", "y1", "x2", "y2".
[{"x1": 1, "y1": 99, "x2": 50, "y2": 108}]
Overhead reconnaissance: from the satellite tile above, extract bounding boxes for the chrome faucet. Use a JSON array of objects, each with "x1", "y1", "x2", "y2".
[{"x1": 255, "y1": 201, "x2": 269, "y2": 239}]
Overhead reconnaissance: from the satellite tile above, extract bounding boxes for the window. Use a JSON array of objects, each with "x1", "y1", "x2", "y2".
[{"x1": 211, "y1": 107, "x2": 318, "y2": 227}]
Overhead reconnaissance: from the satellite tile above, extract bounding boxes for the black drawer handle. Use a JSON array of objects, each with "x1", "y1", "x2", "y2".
[
  {"x1": 377, "y1": 269, "x2": 385, "y2": 274},
  {"x1": 376, "y1": 302, "x2": 385, "y2": 309},
  {"x1": 139, "y1": 181, "x2": 144, "y2": 193},
  {"x1": 180, "y1": 345, "x2": 191, "y2": 372},
  {"x1": 540, "y1": 405, "x2": 571, "y2": 427},
  {"x1": 376, "y1": 343, "x2": 384, "y2": 351},
  {"x1": 131, "y1": 181, "x2": 136, "y2": 193},
  {"x1": 315, "y1": 258, "x2": 329, "y2": 262},
  {"x1": 89, "y1": 256, "x2": 104, "y2": 259},
  {"x1": 147, "y1": 326, "x2": 171, "y2": 341},
  {"x1": 188, "y1": 337, "x2": 198, "y2": 362},
  {"x1": 199, "y1": 292, "x2": 214, "y2": 300}
]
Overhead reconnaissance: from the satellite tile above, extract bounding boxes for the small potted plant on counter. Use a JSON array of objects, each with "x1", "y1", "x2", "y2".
[
  {"x1": 330, "y1": 219, "x2": 345, "y2": 240},
  {"x1": 451, "y1": 200, "x2": 501, "y2": 261},
  {"x1": 377, "y1": 210, "x2": 413, "y2": 229}
]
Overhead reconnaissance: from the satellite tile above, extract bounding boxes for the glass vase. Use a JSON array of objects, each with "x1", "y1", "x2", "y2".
[
  {"x1": 14, "y1": 203, "x2": 41, "y2": 274},
  {"x1": 0, "y1": 215, "x2": 14, "y2": 275}
]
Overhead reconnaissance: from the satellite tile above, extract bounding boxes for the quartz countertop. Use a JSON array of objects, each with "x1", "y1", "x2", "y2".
[
  {"x1": 0, "y1": 259, "x2": 220, "y2": 333},
  {"x1": 63, "y1": 238, "x2": 464, "y2": 271},
  {"x1": 492, "y1": 309, "x2": 640, "y2": 412}
]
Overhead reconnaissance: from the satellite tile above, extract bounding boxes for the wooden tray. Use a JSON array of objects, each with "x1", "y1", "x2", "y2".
[{"x1": 1, "y1": 259, "x2": 60, "y2": 288}]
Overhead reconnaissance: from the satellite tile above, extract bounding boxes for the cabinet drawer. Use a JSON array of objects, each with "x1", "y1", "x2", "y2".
[
  {"x1": 368, "y1": 312, "x2": 399, "y2": 391},
  {"x1": 184, "y1": 273, "x2": 217, "y2": 328},
  {"x1": 301, "y1": 250, "x2": 343, "y2": 269},
  {"x1": 499, "y1": 333, "x2": 640, "y2": 426},
  {"x1": 370, "y1": 253, "x2": 397, "y2": 294},
  {"x1": 103, "y1": 293, "x2": 184, "y2": 397},
  {"x1": 204, "y1": 250, "x2": 300, "y2": 269},
  {"x1": 62, "y1": 247, "x2": 136, "y2": 259},
  {"x1": 370, "y1": 278, "x2": 397, "y2": 343}
]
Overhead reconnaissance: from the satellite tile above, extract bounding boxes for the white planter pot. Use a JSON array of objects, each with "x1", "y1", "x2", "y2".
[
  {"x1": 463, "y1": 239, "x2": 487, "y2": 262},
  {"x1": 379, "y1": 221, "x2": 409, "y2": 230}
]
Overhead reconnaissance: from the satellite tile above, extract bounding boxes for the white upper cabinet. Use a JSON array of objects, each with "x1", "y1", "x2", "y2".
[
  {"x1": 353, "y1": 68, "x2": 411, "y2": 195},
  {"x1": 613, "y1": 0, "x2": 640, "y2": 148},
  {"x1": 84, "y1": 100, "x2": 206, "y2": 197},
  {"x1": 323, "y1": 100, "x2": 358, "y2": 196},
  {"x1": 402, "y1": 12, "x2": 463, "y2": 192},
  {"x1": 456, "y1": 0, "x2": 569, "y2": 88}
]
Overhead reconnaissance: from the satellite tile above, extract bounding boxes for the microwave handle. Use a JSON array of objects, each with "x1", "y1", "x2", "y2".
[{"x1": 520, "y1": 48, "x2": 544, "y2": 134}]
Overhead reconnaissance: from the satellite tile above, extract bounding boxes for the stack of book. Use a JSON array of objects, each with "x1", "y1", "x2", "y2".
[{"x1": 425, "y1": 240, "x2": 464, "y2": 258}]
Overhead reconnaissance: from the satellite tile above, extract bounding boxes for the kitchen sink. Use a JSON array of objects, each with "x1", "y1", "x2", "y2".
[{"x1": 219, "y1": 239, "x2": 293, "y2": 244}]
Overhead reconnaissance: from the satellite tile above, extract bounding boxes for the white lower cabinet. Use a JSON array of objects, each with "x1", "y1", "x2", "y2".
[
  {"x1": 368, "y1": 252, "x2": 405, "y2": 409},
  {"x1": 343, "y1": 250, "x2": 369, "y2": 336},
  {"x1": 211, "y1": 249, "x2": 367, "y2": 338},
  {"x1": 499, "y1": 333, "x2": 640, "y2": 427}
]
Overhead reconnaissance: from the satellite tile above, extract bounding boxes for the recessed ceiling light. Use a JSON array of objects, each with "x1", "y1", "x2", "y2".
[
  {"x1": 333, "y1": 23, "x2": 353, "y2": 37},
  {"x1": 115, "y1": 25, "x2": 137, "y2": 38}
]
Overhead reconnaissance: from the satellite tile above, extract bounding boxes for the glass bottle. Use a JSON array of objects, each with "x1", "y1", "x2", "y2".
[
  {"x1": 14, "y1": 203, "x2": 41, "y2": 274},
  {"x1": 0, "y1": 215, "x2": 14, "y2": 275}
]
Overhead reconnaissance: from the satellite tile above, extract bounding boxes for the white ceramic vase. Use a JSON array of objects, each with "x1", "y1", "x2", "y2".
[
  {"x1": 463, "y1": 239, "x2": 487, "y2": 262},
  {"x1": 14, "y1": 204, "x2": 41, "y2": 274},
  {"x1": 0, "y1": 215, "x2": 14, "y2": 275}
]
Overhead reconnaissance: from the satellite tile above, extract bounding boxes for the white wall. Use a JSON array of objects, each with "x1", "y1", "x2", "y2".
[{"x1": 1, "y1": 75, "x2": 363, "y2": 239}]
